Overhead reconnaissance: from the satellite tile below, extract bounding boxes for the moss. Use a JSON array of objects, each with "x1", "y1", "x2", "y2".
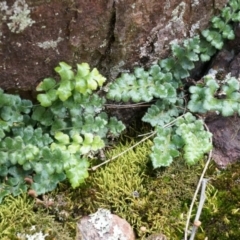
[
  {"x1": 68, "y1": 136, "x2": 205, "y2": 239},
  {"x1": 0, "y1": 193, "x2": 74, "y2": 240},
  {"x1": 195, "y1": 162, "x2": 240, "y2": 239}
]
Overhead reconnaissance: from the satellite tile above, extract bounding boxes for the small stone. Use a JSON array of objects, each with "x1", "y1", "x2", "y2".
[
  {"x1": 140, "y1": 226, "x2": 147, "y2": 232},
  {"x1": 28, "y1": 189, "x2": 37, "y2": 198},
  {"x1": 76, "y1": 208, "x2": 135, "y2": 240},
  {"x1": 193, "y1": 220, "x2": 201, "y2": 227}
]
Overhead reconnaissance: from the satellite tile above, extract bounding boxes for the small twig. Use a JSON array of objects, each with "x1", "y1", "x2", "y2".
[
  {"x1": 189, "y1": 178, "x2": 209, "y2": 240},
  {"x1": 137, "y1": 131, "x2": 155, "y2": 137},
  {"x1": 90, "y1": 131, "x2": 156, "y2": 171},
  {"x1": 184, "y1": 123, "x2": 213, "y2": 240},
  {"x1": 90, "y1": 114, "x2": 186, "y2": 171},
  {"x1": 104, "y1": 102, "x2": 153, "y2": 108}
]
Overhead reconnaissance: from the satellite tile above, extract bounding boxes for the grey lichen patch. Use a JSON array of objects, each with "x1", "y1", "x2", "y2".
[
  {"x1": 88, "y1": 209, "x2": 112, "y2": 238},
  {"x1": 191, "y1": 0, "x2": 200, "y2": 7},
  {"x1": 37, "y1": 37, "x2": 64, "y2": 51},
  {"x1": 0, "y1": 0, "x2": 35, "y2": 33},
  {"x1": 189, "y1": 20, "x2": 201, "y2": 37},
  {"x1": 139, "y1": 1, "x2": 188, "y2": 61},
  {"x1": 171, "y1": 2, "x2": 186, "y2": 23},
  {"x1": 88, "y1": 209, "x2": 128, "y2": 240},
  {"x1": 170, "y1": 2, "x2": 187, "y2": 36},
  {"x1": 111, "y1": 226, "x2": 128, "y2": 240}
]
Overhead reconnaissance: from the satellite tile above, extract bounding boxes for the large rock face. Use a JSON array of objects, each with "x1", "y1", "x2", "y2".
[{"x1": 0, "y1": 0, "x2": 228, "y2": 92}]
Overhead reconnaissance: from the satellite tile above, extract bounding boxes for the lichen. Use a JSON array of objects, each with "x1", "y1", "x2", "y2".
[
  {"x1": 17, "y1": 226, "x2": 49, "y2": 240},
  {"x1": 37, "y1": 37, "x2": 64, "y2": 50},
  {"x1": 170, "y1": 2, "x2": 187, "y2": 37},
  {"x1": 189, "y1": 21, "x2": 201, "y2": 37},
  {"x1": 89, "y1": 208, "x2": 112, "y2": 237},
  {"x1": 88, "y1": 208, "x2": 128, "y2": 240},
  {"x1": 191, "y1": 0, "x2": 200, "y2": 7},
  {"x1": 0, "y1": 0, "x2": 35, "y2": 33}
]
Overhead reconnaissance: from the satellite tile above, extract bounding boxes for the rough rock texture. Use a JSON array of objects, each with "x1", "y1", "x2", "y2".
[
  {"x1": 205, "y1": 114, "x2": 240, "y2": 167},
  {"x1": 76, "y1": 208, "x2": 135, "y2": 240},
  {"x1": 0, "y1": 0, "x2": 228, "y2": 93}
]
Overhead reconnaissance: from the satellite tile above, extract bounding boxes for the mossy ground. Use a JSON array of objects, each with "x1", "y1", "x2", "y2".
[
  {"x1": 1, "y1": 130, "x2": 240, "y2": 240},
  {"x1": 0, "y1": 193, "x2": 73, "y2": 240},
  {"x1": 195, "y1": 162, "x2": 240, "y2": 240}
]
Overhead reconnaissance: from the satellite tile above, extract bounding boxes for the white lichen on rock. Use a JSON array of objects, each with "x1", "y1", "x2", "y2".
[
  {"x1": 88, "y1": 208, "x2": 112, "y2": 237},
  {"x1": 110, "y1": 225, "x2": 127, "y2": 240},
  {"x1": 87, "y1": 208, "x2": 128, "y2": 240},
  {"x1": 171, "y1": 2, "x2": 186, "y2": 23},
  {"x1": 17, "y1": 226, "x2": 48, "y2": 240},
  {"x1": 0, "y1": 0, "x2": 35, "y2": 33},
  {"x1": 191, "y1": 0, "x2": 200, "y2": 7},
  {"x1": 170, "y1": 2, "x2": 187, "y2": 36},
  {"x1": 37, "y1": 37, "x2": 64, "y2": 50},
  {"x1": 0, "y1": 1, "x2": 8, "y2": 12},
  {"x1": 189, "y1": 20, "x2": 200, "y2": 37}
]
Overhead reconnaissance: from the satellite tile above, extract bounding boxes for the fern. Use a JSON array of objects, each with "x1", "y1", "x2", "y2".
[
  {"x1": 188, "y1": 72, "x2": 240, "y2": 116},
  {"x1": 106, "y1": 0, "x2": 240, "y2": 169},
  {"x1": 175, "y1": 113, "x2": 212, "y2": 165},
  {"x1": 1, "y1": 0, "x2": 240, "y2": 203},
  {"x1": 150, "y1": 127, "x2": 180, "y2": 168},
  {"x1": 0, "y1": 62, "x2": 125, "y2": 202},
  {"x1": 142, "y1": 99, "x2": 183, "y2": 127},
  {"x1": 150, "y1": 113, "x2": 212, "y2": 168},
  {"x1": 106, "y1": 66, "x2": 177, "y2": 103}
]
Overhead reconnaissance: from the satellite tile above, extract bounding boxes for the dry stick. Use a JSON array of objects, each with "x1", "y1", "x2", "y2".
[
  {"x1": 105, "y1": 102, "x2": 153, "y2": 108},
  {"x1": 184, "y1": 123, "x2": 213, "y2": 240},
  {"x1": 90, "y1": 115, "x2": 185, "y2": 171},
  {"x1": 189, "y1": 178, "x2": 209, "y2": 240},
  {"x1": 90, "y1": 131, "x2": 156, "y2": 171}
]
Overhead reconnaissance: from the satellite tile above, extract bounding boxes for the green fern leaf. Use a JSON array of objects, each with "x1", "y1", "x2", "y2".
[
  {"x1": 142, "y1": 100, "x2": 180, "y2": 127},
  {"x1": 36, "y1": 78, "x2": 56, "y2": 92},
  {"x1": 57, "y1": 80, "x2": 74, "y2": 101},
  {"x1": 54, "y1": 62, "x2": 74, "y2": 81},
  {"x1": 55, "y1": 132, "x2": 70, "y2": 145},
  {"x1": 76, "y1": 63, "x2": 90, "y2": 78},
  {"x1": 150, "y1": 127, "x2": 179, "y2": 168},
  {"x1": 65, "y1": 158, "x2": 89, "y2": 188},
  {"x1": 37, "y1": 93, "x2": 52, "y2": 107},
  {"x1": 176, "y1": 113, "x2": 212, "y2": 165}
]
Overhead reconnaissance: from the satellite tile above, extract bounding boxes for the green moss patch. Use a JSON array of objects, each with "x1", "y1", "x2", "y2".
[
  {"x1": 0, "y1": 193, "x2": 73, "y2": 240},
  {"x1": 196, "y1": 163, "x2": 240, "y2": 239},
  {"x1": 72, "y1": 138, "x2": 205, "y2": 239}
]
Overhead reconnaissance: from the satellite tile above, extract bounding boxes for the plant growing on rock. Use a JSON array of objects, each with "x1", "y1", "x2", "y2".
[
  {"x1": 1, "y1": 0, "x2": 240, "y2": 207},
  {"x1": 106, "y1": 0, "x2": 240, "y2": 168},
  {"x1": 0, "y1": 62, "x2": 125, "y2": 202}
]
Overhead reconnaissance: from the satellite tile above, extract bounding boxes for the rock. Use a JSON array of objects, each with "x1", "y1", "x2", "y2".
[
  {"x1": 0, "y1": 0, "x2": 228, "y2": 92},
  {"x1": 205, "y1": 113, "x2": 240, "y2": 167},
  {"x1": 76, "y1": 208, "x2": 135, "y2": 240}
]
